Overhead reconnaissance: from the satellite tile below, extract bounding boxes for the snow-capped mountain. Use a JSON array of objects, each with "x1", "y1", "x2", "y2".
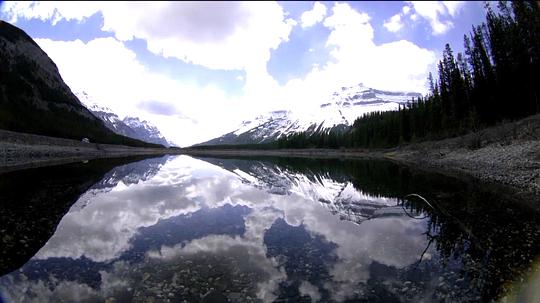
[
  {"x1": 197, "y1": 83, "x2": 421, "y2": 146},
  {"x1": 77, "y1": 91, "x2": 172, "y2": 147},
  {"x1": 123, "y1": 117, "x2": 172, "y2": 147},
  {"x1": 0, "y1": 21, "x2": 140, "y2": 144},
  {"x1": 200, "y1": 157, "x2": 415, "y2": 225}
]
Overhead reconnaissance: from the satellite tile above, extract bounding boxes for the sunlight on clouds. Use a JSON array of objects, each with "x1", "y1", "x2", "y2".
[
  {"x1": 4, "y1": 1, "x2": 439, "y2": 146},
  {"x1": 442, "y1": 1, "x2": 466, "y2": 17},
  {"x1": 3, "y1": 1, "x2": 296, "y2": 71},
  {"x1": 324, "y1": 2, "x2": 373, "y2": 41},
  {"x1": 402, "y1": 5, "x2": 411, "y2": 15},
  {"x1": 295, "y1": 3, "x2": 435, "y2": 96},
  {"x1": 408, "y1": 1, "x2": 466, "y2": 35},
  {"x1": 35, "y1": 37, "x2": 248, "y2": 147},
  {"x1": 300, "y1": 1, "x2": 327, "y2": 28},
  {"x1": 1, "y1": 1, "x2": 101, "y2": 25},
  {"x1": 99, "y1": 2, "x2": 296, "y2": 72},
  {"x1": 35, "y1": 37, "x2": 145, "y2": 112},
  {"x1": 383, "y1": 13, "x2": 404, "y2": 33},
  {"x1": 270, "y1": 3, "x2": 436, "y2": 112},
  {"x1": 383, "y1": 1, "x2": 466, "y2": 35}
]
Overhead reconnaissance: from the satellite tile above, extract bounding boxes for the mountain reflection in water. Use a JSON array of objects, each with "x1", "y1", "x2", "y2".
[{"x1": 0, "y1": 155, "x2": 539, "y2": 303}]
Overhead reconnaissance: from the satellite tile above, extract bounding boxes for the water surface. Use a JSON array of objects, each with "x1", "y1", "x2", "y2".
[{"x1": 0, "y1": 155, "x2": 539, "y2": 302}]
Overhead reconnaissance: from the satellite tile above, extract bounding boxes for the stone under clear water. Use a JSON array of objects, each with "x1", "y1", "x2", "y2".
[{"x1": 0, "y1": 155, "x2": 539, "y2": 302}]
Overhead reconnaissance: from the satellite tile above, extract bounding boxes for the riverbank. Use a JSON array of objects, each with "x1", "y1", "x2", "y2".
[
  {"x1": 0, "y1": 129, "x2": 175, "y2": 172},
  {"x1": 2, "y1": 114, "x2": 539, "y2": 204},
  {"x1": 184, "y1": 114, "x2": 540, "y2": 205}
]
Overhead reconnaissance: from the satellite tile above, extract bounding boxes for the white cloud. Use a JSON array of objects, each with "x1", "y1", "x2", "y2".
[
  {"x1": 300, "y1": 1, "x2": 327, "y2": 28},
  {"x1": 384, "y1": 1, "x2": 466, "y2": 35},
  {"x1": 278, "y1": 2, "x2": 435, "y2": 109},
  {"x1": 3, "y1": 2, "x2": 295, "y2": 71},
  {"x1": 443, "y1": 1, "x2": 466, "y2": 17},
  {"x1": 2, "y1": 2, "x2": 296, "y2": 119},
  {"x1": 408, "y1": 1, "x2": 466, "y2": 35},
  {"x1": 1, "y1": 1, "x2": 101, "y2": 25},
  {"x1": 383, "y1": 13, "x2": 404, "y2": 32},
  {"x1": 103, "y1": 2, "x2": 296, "y2": 72},
  {"x1": 35, "y1": 37, "x2": 249, "y2": 147},
  {"x1": 3, "y1": 2, "x2": 437, "y2": 145},
  {"x1": 402, "y1": 5, "x2": 411, "y2": 15},
  {"x1": 3, "y1": 1, "x2": 299, "y2": 145},
  {"x1": 383, "y1": 1, "x2": 465, "y2": 35}
]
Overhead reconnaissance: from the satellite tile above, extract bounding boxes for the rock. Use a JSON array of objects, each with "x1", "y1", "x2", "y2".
[
  {"x1": 227, "y1": 293, "x2": 242, "y2": 301},
  {"x1": 201, "y1": 290, "x2": 230, "y2": 303}
]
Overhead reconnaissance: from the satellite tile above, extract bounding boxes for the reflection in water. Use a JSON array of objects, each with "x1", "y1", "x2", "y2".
[
  {"x1": 0, "y1": 155, "x2": 539, "y2": 302},
  {"x1": 0, "y1": 155, "x2": 169, "y2": 276}
]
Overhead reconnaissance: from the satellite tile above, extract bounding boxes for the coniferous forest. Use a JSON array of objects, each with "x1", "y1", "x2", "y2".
[{"x1": 277, "y1": 1, "x2": 540, "y2": 149}]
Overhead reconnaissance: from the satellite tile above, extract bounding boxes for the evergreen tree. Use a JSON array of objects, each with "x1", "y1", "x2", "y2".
[{"x1": 275, "y1": 3, "x2": 540, "y2": 150}]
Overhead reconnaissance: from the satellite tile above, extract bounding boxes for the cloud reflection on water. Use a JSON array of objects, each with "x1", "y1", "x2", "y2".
[{"x1": 1, "y1": 155, "x2": 430, "y2": 302}]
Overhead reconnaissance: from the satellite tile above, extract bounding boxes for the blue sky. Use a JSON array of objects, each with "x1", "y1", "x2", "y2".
[{"x1": 0, "y1": 1, "x2": 489, "y2": 146}]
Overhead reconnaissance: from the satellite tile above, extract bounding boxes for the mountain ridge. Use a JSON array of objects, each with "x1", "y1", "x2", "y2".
[
  {"x1": 76, "y1": 91, "x2": 173, "y2": 147},
  {"x1": 0, "y1": 21, "x2": 162, "y2": 148},
  {"x1": 197, "y1": 84, "x2": 421, "y2": 146}
]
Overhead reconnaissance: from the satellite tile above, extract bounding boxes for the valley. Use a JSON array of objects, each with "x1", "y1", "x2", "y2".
[{"x1": 1, "y1": 2, "x2": 540, "y2": 301}]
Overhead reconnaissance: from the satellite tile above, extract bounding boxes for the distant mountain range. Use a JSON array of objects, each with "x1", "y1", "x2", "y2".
[
  {"x1": 76, "y1": 91, "x2": 174, "y2": 147},
  {"x1": 0, "y1": 20, "x2": 419, "y2": 149},
  {"x1": 0, "y1": 21, "x2": 163, "y2": 147},
  {"x1": 197, "y1": 84, "x2": 421, "y2": 146}
]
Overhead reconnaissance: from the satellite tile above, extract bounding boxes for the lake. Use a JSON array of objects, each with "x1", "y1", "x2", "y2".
[{"x1": 0, "y1": 155, "x2": 539, "y2": 302}]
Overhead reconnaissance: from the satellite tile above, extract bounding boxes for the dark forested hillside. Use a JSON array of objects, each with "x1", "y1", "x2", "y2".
[
  {"x1": 277, "y1": 1, "x2": 540, "y2": 149},
  {"x1": 0, "y1": 21, "x2": 163, "y2": 148}
]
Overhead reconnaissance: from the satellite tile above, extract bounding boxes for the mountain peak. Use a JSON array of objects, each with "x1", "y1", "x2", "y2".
[
  {"x1": 74, "y1": 91, "x2": 115, "y2": 114},
  {"x1": 196, "y1": 84, "x2": 420, "y2": 146},
  {"x1": 124, "y1": 116, "x2": 153, "y2": 129},
  {"x1": 77, "y1": 92, "x2": 172, "y2": 147},
  {"x1": 0, "y1": 20, "x2": 154, "y2": 146},
  {"x1": 88, "y1": 104, "x2": 114, "y2": 113}
]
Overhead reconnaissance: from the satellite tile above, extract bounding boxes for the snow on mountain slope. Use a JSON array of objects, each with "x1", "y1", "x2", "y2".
[
  {"x1": 123, "y1": 117, "x2": 170, "y2": 147},
  {"x1": 0, "y1": 21, "x2": 137, "y2": 143},
  {"x1": 197, "y1": 83, "x2": 421, "y2": 146},
  {"x1": 76, "y1": 91, "x2": 139, "y2": 139},
  {"x1": 77, "y1": 91, "x2": 171, "y2": 147}
]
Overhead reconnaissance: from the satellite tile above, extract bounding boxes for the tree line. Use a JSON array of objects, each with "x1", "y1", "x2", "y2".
[{"x1": 277, "y1": 1, "x2": 540, "y2": 149}]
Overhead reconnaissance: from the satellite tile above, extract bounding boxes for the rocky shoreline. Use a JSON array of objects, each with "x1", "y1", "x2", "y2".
[
  {"x1": 391, "y1": 114, "x2": 540, "y2": 204},
  {"x1": 0, "y1": 129, "x2": 175, "y2": 172},
  {"x1": 184, "y1": 114, "x2": 540, "y2": 207},
  {"x1": 2, "y1": 114, "x2": 539, "y2": 206}
]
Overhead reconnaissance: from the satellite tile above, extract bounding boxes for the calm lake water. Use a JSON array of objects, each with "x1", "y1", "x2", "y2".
[{"x1": 0, "y1": 155, "x2": 539, "y2": 303}]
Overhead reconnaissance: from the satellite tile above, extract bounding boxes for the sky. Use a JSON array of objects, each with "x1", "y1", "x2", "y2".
[{"x1": 0, "y1": 1, "x2": 489, "y2": 147}]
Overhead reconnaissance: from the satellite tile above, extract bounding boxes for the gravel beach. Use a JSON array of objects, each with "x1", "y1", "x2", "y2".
[
  {"x1": 2, "y1": 114, "x2": 539, "y2": 205},
  {"x1": 391, "y1": 114, "x2": 540, "y2": 201},
  {"x1": 0, "y1": 129, "x2": 175, "y2": 172},
  {"x1": 184, "y1": 114, "x2": 540, "y2": 206}
]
